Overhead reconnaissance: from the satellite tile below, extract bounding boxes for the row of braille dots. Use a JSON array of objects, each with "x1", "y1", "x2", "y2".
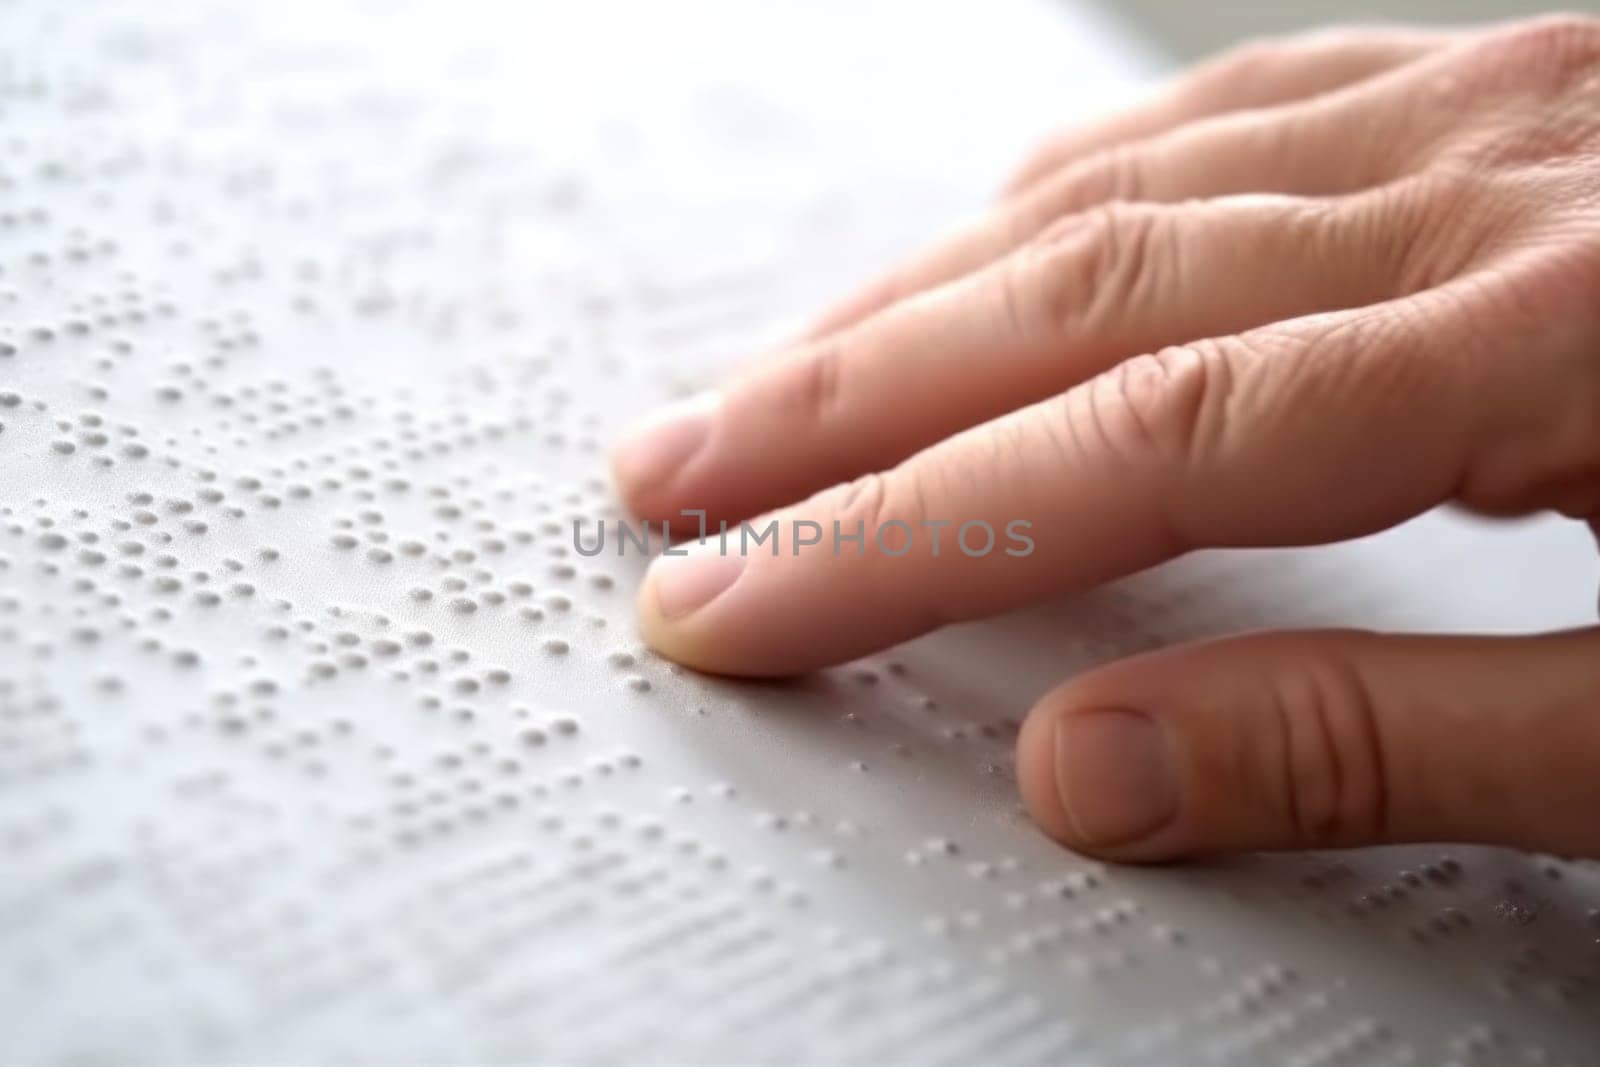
[
  {"x1": 0, "y1": 675, "x2": 91, "y2": 785},
  {"x1": 1295, "y1": 853, "x2": 1600, "y2": 1005},
  {"x1": 147, "y1": 355, "x2": 332, "y2": 420},
  {"x1": 309, "y1": 465, "x2": 604, "y2": 569},
  {"x1": 373, "y1": 832, "x2": 804, "y2": 1035},
  {"x1": 1489, "y1": 944, "x2": 1598, "y2": 1007},
  {"x1": 24, "y1": 501, "x2": 271, "y2": 625},
  {"x1": 252, "y1": 615, "x2": 465, "y2": 688},
  {"x1": 0, "y1": 823, "x2": 299, "y2": 1001},
  {"x1": 0, "y1": 195, "x2": 124, "y2": 280},
  {"x1": 318, "y1": 493, "x2": 629, "y2": 636},
  {"x1": 838, "y1": 658, "x2": 1026, "y2": 758},
  {"x1": 1363, "y1": 861, "x2": 1587, "y2": 966},
  {"x1": 169, "y1": 603, "x2": 553, "y2": 779},
  {"x1": 19, "y1": 470, "x2": 608, "y2": 674},
  {"x1": 1265, "y1": 1015, "x2": 1398, "y2": 1067},
  {"x1": 392, "y1": 784, "x2": 822, "y2": 926},
  {"x1": 45, "y1": 406, "x2": 154, "y2": 463},
  {"x1": 563, "y1": 806, "x2": 819, "y2": 912},
  {"x1": 169, "y1": 363, "x2": 362, "y2": 457},
  {"x1": 0, "y1": 802, "x2": 71, "y2": 858},
  {"x1": 373, "y1": 844, "x2": 693, "y2": 1004},
  {"x1": 0, "y1": 284, "x2": 173, "y2": 373},
  {"x1": 1, "y1": 510, "x2": 219, "y2": 671},
  {"x1": 921, "y1": 867, "x2": 1099, "y2": 937},
  {"x1": 1000, "y1": 882, "x2": 1183, "y2": 959},
  {"x1": 366, "y1": 713, "x2": 598, "y2": 851},
  {"x1": 833, "y1": 711, "x2": 1015, "y2": 781},
  {"x1": 989, "y1": 905, "x2": 1159, "y2": 978},
  {"x1": 835, "y1": 960, "x2": 1080, "y2": 1065},
  {"x1": 178, "y1": 435, "x2": 605, "y2": 586},
  {"x1": 1187, "y1": 967, "x2": 1398, "y2": 1067},
  {"x1": 385, "y1": 788, "x2": 823, "y2": 914},
  {"x1": 1098, "y1": 973, "x2": 1322, "y2": 1065},
  {"x1": 327, "y1": 510, "x2": 606, "y2": 589},
  {"x1": 4, "y1": 495, "x2": 337, "y2": 723},
  {"x1": 0, "y1": 429, "x2": 574, "y2": 660},
  {"x1": 905, "y1": 836, "x2": 1026, "y2": 889},
  {"x1": 257, "y1": 587, "x2": 628, "y2": 713},
  {"x1": 1436, "y1": 1022, "x2": 1561, "y2": 1067},
  {"x1": 114, "y1": 831, "x2": 361, "y2": 1011},
  {"x1": 1, "y1": 266, "x2": 160, "y2": 365},
  {"x1": 286, "y1": 611, "x2": 491, "y2": 685},
  {"x1": 118, "y1": 826, "x2": 328, "y2": 973},
  {"x1": 274, "y1": 388, "x2": 554, "y2": 489},
  {"x1": 1297, "y1": 854, "x2": 1468, "y2": 914}
]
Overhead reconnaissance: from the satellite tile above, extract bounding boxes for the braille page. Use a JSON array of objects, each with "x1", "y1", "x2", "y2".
[{"x1": 2, "y1": 1, "x2": 1597, "y2": 1064}]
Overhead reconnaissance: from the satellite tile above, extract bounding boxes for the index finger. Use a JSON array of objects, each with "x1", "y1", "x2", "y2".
[{"x1": 635, "y1": 285, "x2": 1502, "y2": 675}]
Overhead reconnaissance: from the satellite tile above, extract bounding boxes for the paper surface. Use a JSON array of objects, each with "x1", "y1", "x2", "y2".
[{"x1": 2, "y1": 1, "x2": 1597, "y2": 1062}]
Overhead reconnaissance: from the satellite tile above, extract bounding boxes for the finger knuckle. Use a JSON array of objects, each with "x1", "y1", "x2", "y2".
[
  {"x1": 1447, "y1": 250, "x2": 1600, "y2": 513},
  {"x1": 1096, "y1": 145, "x2": 1150, "y2": 205},
  {"x1": 1086, "y1": 341, "x2": 1232, "y2": 477},
  {"x1": 1258, "y1": 638, "x2": 1393, "y2": 847},
  {"x1": 779, "y1": 338, "x2": 846, "y2": 428},
  {"x1": 1026, "y1": 143, "x2": 1149, "y2": 230},
  {"x1": 1028, "y1": 201, "x2": 1162, "y2": 340},
  {"x1": 1468, "y1": 14, "x2": 1600, "y2": 92},
  {"x1": 806, "y1": 468, "x2": 945, "y2": 633},
  {"x1": 1491, "y1": 13, "x2": 1600, "y2": 64},
  {"x1": 1431, "y1": 19, "x2": 1600, "y2": 171},
  {"x1": 1345, "y1": 172, "x2": 1485, "y2": 293},
  {"x1": 815, "y1": 469, "x2": 906, "y2": 537}
]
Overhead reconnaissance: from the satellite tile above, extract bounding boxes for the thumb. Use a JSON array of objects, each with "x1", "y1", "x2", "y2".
[{"x1": 1017, "y1": 627, "x2": 1600, "y2": 861}]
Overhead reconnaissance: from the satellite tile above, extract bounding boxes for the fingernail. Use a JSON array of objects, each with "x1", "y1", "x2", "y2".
[
  {"x1": 1053, "y1": 708, "x2": 1178, "y2": 846},
  {"x1": 650, "y1": 546, "x2": 746, "y2": 620},
  {"x1": 611, "y1": 391, "x2": 719, "y2": 496}
]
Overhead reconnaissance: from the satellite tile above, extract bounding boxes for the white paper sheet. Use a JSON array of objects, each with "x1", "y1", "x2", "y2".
[{"x1": 1, "y1": 1, "x2": 1596, "y2": 1063}]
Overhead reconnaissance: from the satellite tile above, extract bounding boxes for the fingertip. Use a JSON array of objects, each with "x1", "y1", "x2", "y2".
[
  {"x1": 1017, "y1": 702, "x2": 1078, "y2": 845},
  {"x1": 635, "y1": 544, "x2": 819, "y2": 677},
  {"x1": 634, "y1": 545, "x2": 743, "y2": 675},
  {"x1": 634, "y1": 571, "x2": 687, "y2": 669},
  {"x1": 608, "y1": 391, "x2": 720, "y2": 518},
  {"x1": 1017, "y1": 679, "x2": 1187, "y2": 863}
]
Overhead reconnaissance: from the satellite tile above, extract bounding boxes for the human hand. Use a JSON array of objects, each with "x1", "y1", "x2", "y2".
[{"x1": 609, "y1": 17, "x2": 1600, "y2": 861}]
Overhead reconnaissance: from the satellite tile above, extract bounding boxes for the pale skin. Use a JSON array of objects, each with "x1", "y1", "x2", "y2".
[{"x1": 609, "y1": 16, "x2": 1600, "y2": 862}]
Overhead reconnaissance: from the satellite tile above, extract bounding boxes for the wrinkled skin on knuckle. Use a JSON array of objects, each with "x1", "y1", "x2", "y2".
[
  {"x1": 811, "y1": 470, "x2": 896, "y2": 538},
  {"x1": 1027, "y1": 202, "x2": 1164, "y2": 343},
  {"x1": 1475, "y1": 13, "x2": 1600, "y2": 93},
  {"x1": 1355, "y1": 170, "x2": 1505, "y2": 293},
  {"x1": 1452, "y1": 247, "x2": 1600, "y2": 516},
  {"x1": 808, "y1": 463, "x2": 940, "y2": 555},
  {"x1": 738, "y1": 337, "x2": 848, "y2": 439},
  {"x1": 790, "y1": 338, "x2": 846, "y2": 427},
  {"x1": 1088, "y1": 344, "x2": 1229, "y2": 483},
  {"x1": 1266, "y1": 640, "x2": 1392, "y2": 847},
  {"x1": 1429, "y1": 15, "x2": 1600, "y2": 164},
  {"x1": 1023, "y1": 144, "x2": 1152, "y2": 236},
  {"x1": 809, "y1": 465, "x2": 960, "y2": 630}
]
